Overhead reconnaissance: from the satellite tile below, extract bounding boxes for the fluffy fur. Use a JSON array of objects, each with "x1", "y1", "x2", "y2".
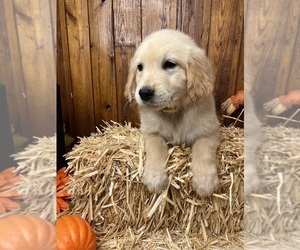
[
  {"x1": 244, "y1": 67, "x2": 262, "y2": 195},
  {"x1": 125, "y1": 29, "x2": 220, "y2": 196}
]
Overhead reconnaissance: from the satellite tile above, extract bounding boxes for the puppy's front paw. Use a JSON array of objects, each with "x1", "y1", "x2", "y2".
[
  {"x1": 142, "y1": 169, "x2": 168, "y2": 194},
  {"x1": 192, "y1": 170, "x2": 219, "y2": 197}
]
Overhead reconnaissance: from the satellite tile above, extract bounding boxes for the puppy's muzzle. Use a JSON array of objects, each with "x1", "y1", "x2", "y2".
[{"x1": 139, "y1": 87, "x2": 155, "y2": 102}]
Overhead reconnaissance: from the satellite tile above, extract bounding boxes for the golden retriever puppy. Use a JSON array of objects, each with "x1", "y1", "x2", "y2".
[{"x1": 125, "y1": 29, "x2": 220, "y2": 196}]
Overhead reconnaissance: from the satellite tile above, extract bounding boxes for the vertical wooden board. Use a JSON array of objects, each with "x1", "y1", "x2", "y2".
[
  {"x1": 33, "y1": 0, "x2": 56, "y2": 135},
  {"x1": 14, "y1": 0, "x2": 56, "y2": 137},
  {"x1": 57, "y1": 1, "x2": 64, "y2": 101},
  {"x1": 0, "y1": 0, "x2": 19, "y2": 125},
  {"x1": 245, "y1": 0, "x2": 300, "y2": 105},
  {"x1": 114, "y1": 47, "x2": 140, "y2": 125},
  {"x1": 57, "y1": 0, "x2": 76, "y2": 136},
  {"x1": 229, "y1": 0, "x2": 243, "y2": 95},
  {"x1": 57, "y1": 0, "x2": 70, "y2": 134},
  {"x1": 178, "y1": 0, "x2": 212, "y2": 51},
  {"x1": 285, "y1": 6, "x2": 300, "y2": 92},
  {"x1": 2, "y1": 0, "x2": 30, "y2": 136},
  {"x1": 88, "y1": 0, "x2": 118, "y2": 127},
  {"x1": 208, "y1": 0, "x2": 243, "y2": 110},
  {"x1": 65, "y1": 0, "x2": 95, "y2": 136},
  {"x1": 57, "y1": 1, "x2": 65, "y2": 110},
  {"x1": 245, "y1": 0, "x2": 270, "y2": 84},
  {"x1": 236, "y1": 29, "x2": 244, "y2": 92},
  {"x1": 50, "y1": 0, "x2": 56, "y2": 55},
  {"x1": 267, "y1": 0, "x2": 300, "y2": 98},
  {"x1": 114, "y1": 0, "x2": 142, "y2": 47},
  {"x1": 0, "y1": 84, "x2": 15, "y2": 168},
  {"x1": 113, "y1": 0, "x2": 141, "y2": 125},
  {"x1": 141, "y1": 0, "x2": 178, "y2": 38}
]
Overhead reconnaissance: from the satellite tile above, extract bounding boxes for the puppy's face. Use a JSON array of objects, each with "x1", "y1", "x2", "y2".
[
  {"x1": 125, "y1": 29, "x2": 215, "y2": 111},
  {"x1": 134, "y1": 44, "x2": 188, "y2": 110}
]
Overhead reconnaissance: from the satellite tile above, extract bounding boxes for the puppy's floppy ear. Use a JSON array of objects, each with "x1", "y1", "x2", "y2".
[
  {"x1": 124, "y1": 60, "x2": 137, "y2": 102},
  {"x1": 187, "y1": 48, "x2": 215, "y2": 103}
]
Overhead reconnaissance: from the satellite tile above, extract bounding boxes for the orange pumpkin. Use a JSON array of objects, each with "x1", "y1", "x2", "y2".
[
  {"x1": 57, "y1": 214, "x2": 97, "y2": 250},
  {"x1": 0, "y1": 214, "x2": 55, "y2": 250}
]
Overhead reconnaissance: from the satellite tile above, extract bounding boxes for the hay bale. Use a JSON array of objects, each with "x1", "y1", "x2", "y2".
[
  {"x1": 245, "y1": 126, "x2": 300, "y2": 249},
  {"x1": 99, "y1": 229, "x2": 243, "y2": 249},
  {"x1": 65, "y1": 122, "x2": 244, "y2": 248},
  {"x1": 12, "y1": 136, "x2": 56, "y2": 222}
]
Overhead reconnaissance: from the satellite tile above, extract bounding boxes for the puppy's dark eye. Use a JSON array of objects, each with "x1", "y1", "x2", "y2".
[
  {"x1": 137, "y1": 64, "x2": 143, "y2": 71},
  {"x1": 163, "y1": 60, "x2": 177, "y2": 70}
]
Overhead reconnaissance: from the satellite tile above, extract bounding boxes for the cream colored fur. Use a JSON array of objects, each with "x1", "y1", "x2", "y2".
[
  {"x1": 244, "y1": 67, "x2": 262, "y2": 195},
  {"x1": 125, "y1": 29, "x2": 220, "y2": 196}
]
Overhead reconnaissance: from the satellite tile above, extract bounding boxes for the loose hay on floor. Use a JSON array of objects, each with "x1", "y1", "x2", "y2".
[
  {"x1": 65, "y1": 122, "x2": 244, "y2": 248},
  {"x1": 245, "y1": 126, "x2": 300, "y2": 249}
]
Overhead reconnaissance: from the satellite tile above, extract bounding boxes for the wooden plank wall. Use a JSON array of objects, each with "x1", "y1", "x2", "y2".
[
  {"x1": 0, "y1": 0, "x2": 56, "y2": 138},
  {"x1": 1, "y1": 1, "x2": 298, "y2": 140},
  {"x1": 57, "y1": 0, "x2": 244, "y2": 137},
  {"x1": 245, "y1": 0, "x2": 300, "y2": 110}
]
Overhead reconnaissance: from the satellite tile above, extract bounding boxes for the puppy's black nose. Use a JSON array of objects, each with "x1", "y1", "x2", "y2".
[{"x1": 139, "y1": 87, "x2": 155, "y2": 102}]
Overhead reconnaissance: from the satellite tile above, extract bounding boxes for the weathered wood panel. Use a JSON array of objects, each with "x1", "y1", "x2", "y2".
[
  {"x1": 0, "y1": 0, "x2": 18, "y2": 125},
  {"x1": 57, "y1": 0, "x2": 75, "y2": 135},
  {"x1": 114, "y1": 0, "x2": 141, "y2": 125},
  {"x1": 208, "y1": 0, "x2": 244, "y2": 113},
  {"x1": 2, "y1": 0, "x2": 299, "y2": 137},
  {"x1": 287, "y1": 25, "x2": 300, "y2": 92},
  {"x1": 141, "y1": 0, "x2": 178, "y2": 38},
  {"x1": 88, "y1": 0, "x2": 118, "y2": 127},
  {"x1": 178, "y1": 0, "x2": 212, "y2": 51},
  {"x1": 230, "y1": 0, "x2": 244, "y2": 94},
  {"x1": 1, "y1": 0, "x2": 57, "y2": 138},
  {"x1": 13, "y1": 0, "x2": 56, "y2": 136},
  {"x1": 64, "y1": 0, "x2": 95, "y2": 136},
  {"x1": 245, "y1": 0, "x2": 300, "y2": 106},
  {"x1": 55, "y1": 0, "x2": 245, "y2": 137},
  {"x1": 236, "y1": 30, "x2": 244, "y2": 93},
  {"x1": 50, "y1": 0, "x2": 56, "y2": 53},
  {"x1": 1, "y1": 0, "x2": 30, "y2": 136}
]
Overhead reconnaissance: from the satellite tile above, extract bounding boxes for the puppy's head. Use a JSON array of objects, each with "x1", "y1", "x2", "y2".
[{"x1": 125, "y1": 29, "x2": 214, "y2": 111}]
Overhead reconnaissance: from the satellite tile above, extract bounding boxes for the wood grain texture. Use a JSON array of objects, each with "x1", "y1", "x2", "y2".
[
  {"x1": 236, "y1": 30, "x2": 244, "y2": 93},
  {"x1": 88, "y1": 0, "x2": 118, "y2": 127},
  {"x1": 13, "y1": 0, "x2": 56, "y2": 136},
  {"x1": 282, "y1": 1, "x2": 300, "y2": 93},
  {"x1": 2, "y1": 0, "x2": 247, "y2": 137},
  {"x1": 286, "y1": 19, "x2": 300, "y2": 92},
  {"x1": 54, "y1": 0, "x2": 245, "y2": 135},
  {"x1": 0, "y1": 0, "x2": 297, "y2": 137},
  {"x1": 208, "y1": 0, "x2": 244, "y2": 112},
  {"x1": 64, "y1": 0, "x2": 95, "y2": 136},
  {"x1": 178, "y1": 0, "x2": 212, "y2": 51},
  {"x1": 57, "y1": 0, "x2": 76, "y2": 136},
  {"x1": 114, "y1": 0, "x2": 142, "y2": 46},
  {"x1": 0, "y1": 0, "x2": 19, "y2": 126},
  {"x1": 114, "y1": 0, "x2": 141, "y2": 125},
  {"x1": 50, "y1": 0, "x2": 56, "y2": 54},
  {"x1": 229, "y1": 0, "x2": 244, "y2": 95},
  {"x1": 51, "y1": 0, "x2": 248, "y2": 136},
  {"x1": 2, "y1": 0, "x2": 30, "y2": 136},
  {"x1": 141, "y1": 0, "x2": 178, "y2": 38},
  {"x1": 245, "y1": 0, "x2": 300, "y2": 106}
]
